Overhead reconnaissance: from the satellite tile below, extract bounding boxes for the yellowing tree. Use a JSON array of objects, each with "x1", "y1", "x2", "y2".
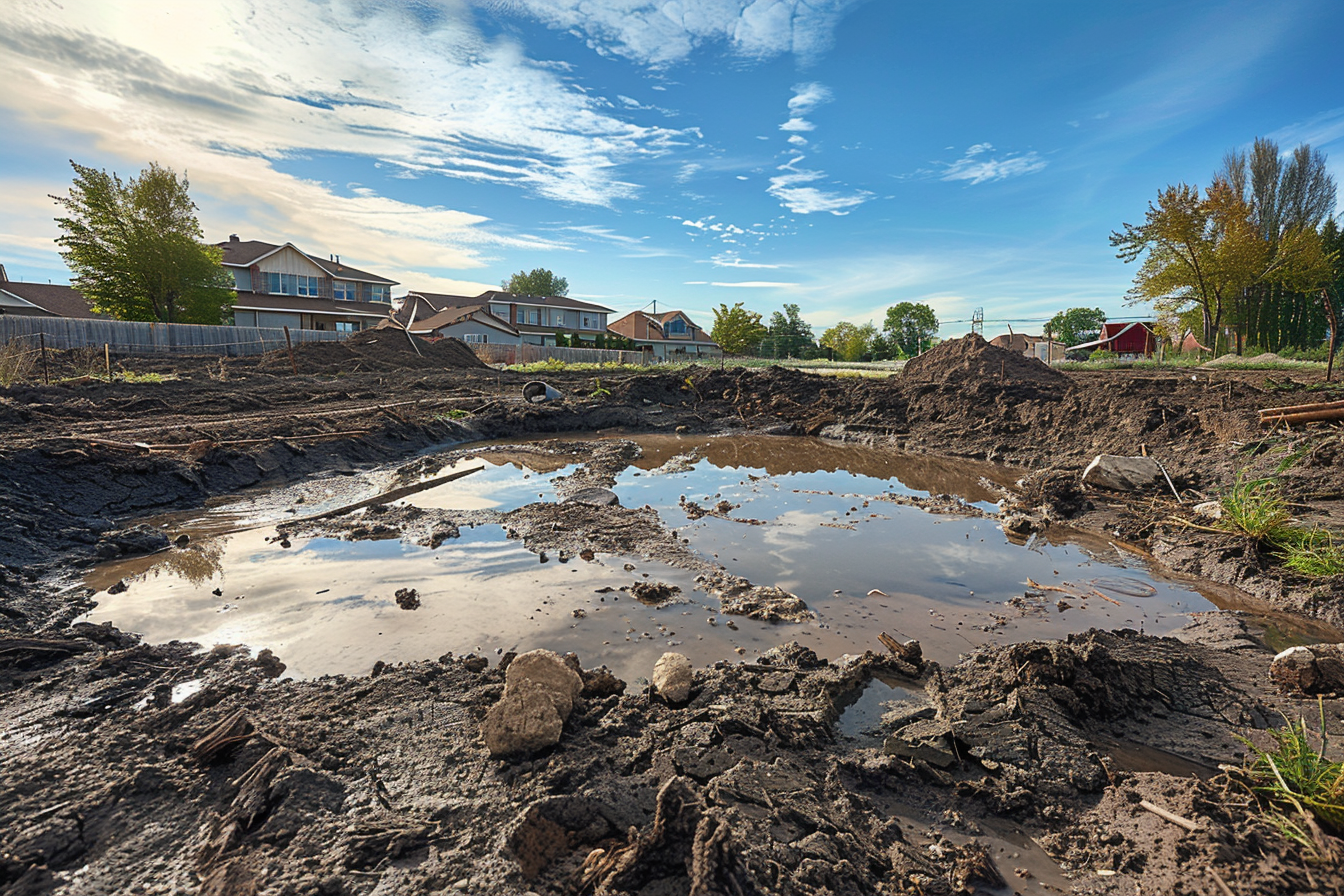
[
  {"x1": 710, "y1": 302, "x2": 768, "y2": 354},
  {"x1": 819, "y1": 321, "x2": 876, "y2": 361}
]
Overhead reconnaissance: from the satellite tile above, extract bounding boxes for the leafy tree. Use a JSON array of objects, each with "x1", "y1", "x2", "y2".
[
  {"x1": 710, "y1": 302, "x2": 768, "y2": 354},
  {"x1": 867, "y1": 331, "x2": 896, "y2": 361},
  {"x1": 503, "y1": 268, "x2": 569, "y2": 297},
  {"x1": 1045, "y1": 307, "x2": 1107, "y2": 348},
  {"x1": 881, "y1": 302, "x2": 939, "y2": 356},
  {"x1": 761, "y1": 303, "x2": 817, "y2": 357},
  {"x1": 819, "y1": 321, "x2": 877, "y2": 361},
  {"x1": 51, "y1": 161, "x2": 234, "y2": 324},
  {"x1": 1110, "y1": 181, "x2": 1267, "y2": 350}
]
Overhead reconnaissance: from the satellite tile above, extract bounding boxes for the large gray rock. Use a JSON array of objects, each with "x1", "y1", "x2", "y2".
[
  {"x1": 652, "y1": 652, "x2": 693, "y2": 704},
  {"x1": 481, "y1": 680, "x2": 565, "y2": 757},
  {"x1": 1081, "y1": 455, "x2": 1166, "y2": 492},
  {"x1": 1270, "y1": 644, "x2": 1344, "y2": 696}
]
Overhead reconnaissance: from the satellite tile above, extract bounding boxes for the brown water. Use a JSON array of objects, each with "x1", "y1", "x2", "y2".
[{"x1": 82, "y1": 434, "x2": 1312, "y2": 684}]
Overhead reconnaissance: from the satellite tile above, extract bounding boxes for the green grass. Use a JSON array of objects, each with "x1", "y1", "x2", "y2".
[
  {"x1": 505, "y1": 359, "x2": 645, "y2": 373},
  {"x1": 434, "y1": 408, "x2": 470, "y2": 420},
  {"x1": 1219, "y1": 474, "x2": 1294, "y2": 539},
  {"x1": 1217, "y1": 473, "x2": 1344, "y2": 578},
  {"x1": 1240, "y1": 703, "x2": 1344, "y2": 862}
]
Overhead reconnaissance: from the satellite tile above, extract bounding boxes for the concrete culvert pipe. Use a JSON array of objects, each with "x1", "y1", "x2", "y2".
[{"x1": 523, "y1": 381, "x2": 563, "y2": 403}]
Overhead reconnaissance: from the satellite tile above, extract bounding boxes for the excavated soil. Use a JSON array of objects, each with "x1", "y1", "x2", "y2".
[{"x1": 3, "y1": 340, "x2": 1344, "y2": 895}]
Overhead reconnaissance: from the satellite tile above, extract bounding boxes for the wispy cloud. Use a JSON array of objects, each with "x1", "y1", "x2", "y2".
[
  {"x1": 940, "y1": 144, "x2": 1047, "y2": 185},
  {"x1": 0, "y1": 0, "x2": 709, "y2": 281},
  {"x1": 765, "y1": 83, "x2": 871, "y2": 215},
  {"x1": 490, "y1": 1, "x2": 863, "y2": 68},
  {"x1": 769, "y1": 156, "x2": 871, "y2": 214}
]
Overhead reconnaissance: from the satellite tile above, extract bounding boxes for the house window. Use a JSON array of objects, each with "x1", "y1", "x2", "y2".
[
  {"x1": 297, "y1": 275, "x2": 322, "y2": 297},
  {"x1": 266, "y1": 272, "x2": 295, "y2": 295},
  {"x1": 529, "y1": 309, "x2": 540, "y2": 325},
  {"x1": 370, "y1": 284, "x2": 390, "y2": 303},
  {"x1": 665, "y1": 318, "x2": 687, "y2": 335},
  {"x1": 335, "y1": 321, "x2": 357, "y2": 334},
  {"x1": 516, "y1": 309, "x2": 526, "y2": 324},
  {"x1": 462, "y1": 333, "x2": 487, "y2": 344},
  {"x1": 333, "y1": 280, "x2": 356, "y2": 300}
]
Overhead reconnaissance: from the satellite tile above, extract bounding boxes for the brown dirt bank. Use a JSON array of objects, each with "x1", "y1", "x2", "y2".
[{"x1": 2, "y1": 337, "x2": 1343, "y2": 894}]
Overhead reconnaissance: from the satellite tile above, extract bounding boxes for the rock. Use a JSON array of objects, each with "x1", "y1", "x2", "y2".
[
  {"x1": 504, "y1": 649, "x2": 584, "y2": 719},
  {"x1": 652, "y1": 652, "x2": 693, "y2": 704},
  {"x1": 580, "y1": 666, "x2": 626, "y2": 698},
  {"x1": 1081, "y1": 455, "x2": 1166, "y2": 492},
  {"x1": 482, "y1": 679, "x2": 567, "y2": 757},
  {"x1": 563, "y1": 487, "x2": 620, "y2": 507},
  {"x1": 1193, "y1": 500, "x2": 1223, "y2": 520},
  {"x1": 394, "y1": 587, "x2": 420, "y2": 610},
  {"x1": 1270, "y1": 644, "x2": 1344, "y2": 696}
]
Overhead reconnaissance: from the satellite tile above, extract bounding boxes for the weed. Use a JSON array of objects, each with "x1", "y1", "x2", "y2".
[
  {"x1": 434, "y1": 408, "x2": 469, "y2": 420},
  {"x1": 0, "y1": 338, "x2": 38, "y2": 386},
  {"x1": 1275, "y1": 528, "x2": 1344, "y2": 577},
  {"x1": 590, "y1": 378, "x2": 611, "y2": 398},
  {"x1": 116, "y1": 370, "x2": 172, "y2": 384},
  {"x1": 1219, "y1": 474, "x2": 1293, "y2": 539},
  {"x1": 1238, "y1": 703, "x2": 1344, "y2": 862}
]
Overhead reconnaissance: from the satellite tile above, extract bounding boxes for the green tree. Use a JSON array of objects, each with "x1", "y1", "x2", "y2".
[
  {"x1": 762, "y1": 303, "x2": 817, "y2": 358},
  {"x1": 502, "y1": 268, "x2": 569, "y2": 297},
  {"x1": 881, "y1": 302, "x2": 939, "y2": 356},
  {"x1": 1045, "y1": 307, "x2": 1107, "y2": 348},
  {"x1": 710, "y1": 302, "x2": 768, "y2": 354},
  {"x1": 51, "y1": 161, "x2": 234, "y2": 324},
  {"x1": 819, "y1": 321, "x2": 877, "y2": 361}
]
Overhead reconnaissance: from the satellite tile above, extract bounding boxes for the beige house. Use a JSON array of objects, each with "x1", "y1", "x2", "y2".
[
  {"x1": 399, "y1": 290, "x2": 612, "y2": 346},
  {"x1": 219, "y1": 236, "x2": 397, "y2": 333},
  {"x1": 608, "y1": 309, "x2": 721, "y2": 359},
  {"x1": 0, "y1": 266, "x2": 101, "y2": 318},
  {"x1": 405, "y1": 303, "x2": 520, "y2": 345}
]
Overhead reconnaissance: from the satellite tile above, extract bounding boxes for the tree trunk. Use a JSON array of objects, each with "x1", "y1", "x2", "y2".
[{"x1": 1325, "y1": 288, "x2": 1339, "y2": 383}]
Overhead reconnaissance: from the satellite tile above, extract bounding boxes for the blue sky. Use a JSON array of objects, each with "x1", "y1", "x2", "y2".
[{"x1": 1, "y1": 0, "x2": 1341, "y2": 338}]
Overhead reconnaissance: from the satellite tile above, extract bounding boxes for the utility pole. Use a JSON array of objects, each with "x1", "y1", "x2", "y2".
[{"x1": 971, "y1": 308, "x2": 984, "y2": 337}]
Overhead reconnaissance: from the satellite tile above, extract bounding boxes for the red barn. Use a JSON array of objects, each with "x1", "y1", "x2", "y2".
[{"x1": 1067, "y1": 321, "x2": 1156, "y2": 357}]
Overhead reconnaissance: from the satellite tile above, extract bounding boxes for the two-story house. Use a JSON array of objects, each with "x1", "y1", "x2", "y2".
[
  {"x1": 399, "y1": 290, "x2": 613, "y2": 346},
  {"x1": 218, "y1": 236, "x2": 398, "y2": 333},
  {"x1": 607, "y1": 309, "x2": 721, "y2": 359}
]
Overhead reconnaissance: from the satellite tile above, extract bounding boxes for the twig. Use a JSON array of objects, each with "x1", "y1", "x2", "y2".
[
  {"x1": 1140, "y1": 799, "x2": 1198, "y2": 832},
  {"x1": 1088, "y1": 588, "x2": 1124, "y2": 607},
  {"x1": 1153, "y1": 458, "x2": 1183, "y2": 504},
  {"x1": 1208, "y1": 866, "x2": 1237, "y2": 896}
]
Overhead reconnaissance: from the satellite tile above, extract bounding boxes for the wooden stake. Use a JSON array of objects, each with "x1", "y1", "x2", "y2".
[
  {"x1": 104, "y1": 343, "x2": 112, "y2": 382},
  {"x1": 39, "y1": 333, "x2": 49, "y2": 385},
  {"x1": 283, "y1": 326, "x2": 298, "y2": 375}
]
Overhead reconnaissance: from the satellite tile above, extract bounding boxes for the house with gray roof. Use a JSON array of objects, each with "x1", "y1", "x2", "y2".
[
  {"x1": 0, "y1": 265, "x2": 101, "y2": 319},
  {"x1": 218, "y1": 236, "x2": 397, "y2": 333},
  {"x1": 398, "y1": 290, "x2": 613, "y2": 346}
]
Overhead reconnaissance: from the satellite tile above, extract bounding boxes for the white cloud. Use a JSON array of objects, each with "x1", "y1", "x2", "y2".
[
  {"x1": 709, "y1": 252, "x2": 784, "y2": 269},
  {"x1": 788, "y1": 135, "x2": 809, "y2": 147},
  {"x1": 768, "y1": 156, "x2": 871, "y2": 215},
  {"x1": 940, "y1": 145, "x2": 1048, "y2": 185},
  {"x1": 0, "y1": 0, "x2": 707, "y2": 281},
  {"x1": 780, "y1": 118, "x2": 815, "y2": 133},
  {"x1": 788, "y1": 82, "x2": 833, "y2": 115},
  {"x1": 708, "y1": 280, "x2": 798, "y2": 288},
  {"x1": 491, "y1": 0, "x2": 863, "y2": 68}
]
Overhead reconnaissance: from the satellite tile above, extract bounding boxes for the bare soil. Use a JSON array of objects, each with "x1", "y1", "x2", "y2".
[{"x1": 2, "y1": 333, "x2": 1343, "y2": 895}]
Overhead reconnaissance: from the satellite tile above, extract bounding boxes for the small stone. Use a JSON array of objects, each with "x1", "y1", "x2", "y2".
[
  {"x1": 652, "y1": 652, "x2": 693, "y2": 704},
  {"x1": 1271, "y1": 644, "x2": 1344, "y2": 696},
  {"x1": 505, "y1": 649, "x2": 584, "y2": 719},
  {"x1": 481, "y1": 679, "x2": 564, "y2": 757}
]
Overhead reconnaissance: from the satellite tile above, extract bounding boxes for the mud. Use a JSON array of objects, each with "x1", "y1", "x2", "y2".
[{"x1": 2, "y1": 338, "x2": 1344, "y2": 894}]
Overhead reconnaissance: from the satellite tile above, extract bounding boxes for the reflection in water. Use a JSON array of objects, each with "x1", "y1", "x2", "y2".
[{"x1": 84, "y1": 434, "x2": 1329, "y2": 681}]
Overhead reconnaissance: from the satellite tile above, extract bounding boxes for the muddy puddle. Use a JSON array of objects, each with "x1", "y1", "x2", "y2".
[{"x1": 84, "y1": 434, "x2": 1280, "y2": 684}]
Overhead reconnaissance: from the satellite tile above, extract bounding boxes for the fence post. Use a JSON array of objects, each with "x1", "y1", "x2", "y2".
[
  {"x1": 283, "y1": 326, "x2": 298, "y2": 375},
  {"x1": 104, "y1": 343, "x2": 112, "y2": 382},
  {"x1": 40, "y1": 333, "x2": 49, "y2": 385}
]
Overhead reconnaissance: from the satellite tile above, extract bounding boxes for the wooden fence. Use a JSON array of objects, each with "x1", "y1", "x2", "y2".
[
  {"x1": 0, "y1": 315, "x2": 345, "y2": 357},
  {"x1": 471, "y1": 342, "x2": 649, "y2": 366}
]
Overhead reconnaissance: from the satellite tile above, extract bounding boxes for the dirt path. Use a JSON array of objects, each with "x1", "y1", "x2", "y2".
[{"x1": 2, "y1": 335, "x2": 1343, "y2": 895}]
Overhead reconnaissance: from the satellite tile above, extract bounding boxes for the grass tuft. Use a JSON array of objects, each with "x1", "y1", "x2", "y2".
[
  {"x1": 1219, "y1": 474, "x2": 1293, "y2": 539},
  {"x1": 1239, "y1": 703, "x2": 1344, "y2": 862}
]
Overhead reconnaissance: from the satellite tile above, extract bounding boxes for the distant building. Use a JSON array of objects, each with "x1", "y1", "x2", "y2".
[
  {"x1": 607, "y1": 309, "x2": 721, "y2": 359},
  {"x1": 988, "y1": 332, "x2": 1066, "y2": 363},
  {"x1": 218, "y1": 236, "x2": 397, "y2": 333},
  {"x1": 1067, "y1": 321, "x2": 1157, "y2": 357},
  {"x1": 0, "y1": 265, "x2": 100, "y2": 318},
  {"x1": 402, "y1": 303, "x2": 520, "y2": 345},
  {"x1": 398, "y1": 290, "x2": 613, "y2": 346}
]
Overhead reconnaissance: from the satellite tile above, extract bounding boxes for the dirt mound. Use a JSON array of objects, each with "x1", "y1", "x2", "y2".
[
  {"x1": 903, "y1": 334, "x2": 1069, "y2": 388},
  {"x1": 266, "y1": 326, "x2": 487, "y2": 373}
]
